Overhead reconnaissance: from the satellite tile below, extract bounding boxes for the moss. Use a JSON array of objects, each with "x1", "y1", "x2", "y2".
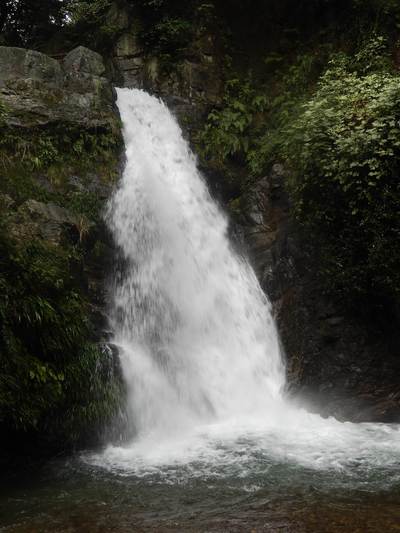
[
  {"x1": 0, "y1": 123, "x2": 121, "y2": 177},
  {"x1": 0, "y1": 121, "x2": 121, "y2": 226}
]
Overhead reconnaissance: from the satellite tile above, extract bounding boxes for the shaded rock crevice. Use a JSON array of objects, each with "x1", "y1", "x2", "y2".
[{"x1": 240, "y1": 165, "x2": 400, "y2": 422}]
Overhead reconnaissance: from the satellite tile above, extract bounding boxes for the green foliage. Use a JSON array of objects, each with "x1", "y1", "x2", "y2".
[
  {"x1": 67, "y1": 0, "x2": 112, "y2": 24},
  {"x1": 283, "y1": 42, "x2": 400, "y2": 307},
  {"x1": 0, "y1": 0, "x2": 68, "y2": 48},
  {"x1": 65, "y1": 191, "x2": 103, "y2": 221},
  {"x1": 352, "y1": 34, "x2": 391, "y2": 73},
  {"x1": 0, "y1": 100, "x2": 6, "y2": 124},
  {"x1": 0, "y1": 113, "x2": 123, "y2": 451},
  {"x1": 65, "y1": 0, "x2": 120, "y2": 49},
  {"x1": 247, "y1": 51, "x2": 324, "y2": 175},
  {"x1": 143, "y1": 17, "x2": 193, "y2": 60},
  {"x1": 199, "y1": 51, "x2": 323, "y2": 180},
  {"x1": 200, "y1": 27, "x2": 400, "y2": 313},
  {"x1": 353, "y1": 0, "x2": 400, "y2": 32},
  {"x1": 0, "y1": 125, "x2": 120, "y2": 173},
  {"x1": 0, "y1": 124, "x2": 120, "y2": 210},
  {"x1": 59, "y1": 343, "x2": 124, "y2": 445},
  {"x1": 0, "y1": 225, "x2": 123, "y2": 445},
  {"x1": 200, "y1": 78, "x2": 267, "y2": 167},
  {"x1": 0, "y1": 232, "x2": 83, "y2": 429}
]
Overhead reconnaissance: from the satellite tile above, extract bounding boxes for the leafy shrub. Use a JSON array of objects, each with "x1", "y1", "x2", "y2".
[
  {"x1": 0, "y1": 100, "x2": 6, "y2": 124},
  {"x1": 0, "y1": 125, "x2": 120, "y2": 173},
  {"x1": 247, "y1": 52, "x2": 324, "y2": 175},
  {"x1": 0, "y1": 219, "x2": 123, "y2": 448},
  {"x1": 65, "y1": 0, "x2": 119, "y2": 49},
  {"x1": 284, "y1": 49, "x2": 400, "y2": 310},
  {"x1": 200, "y1": 78, "x2": 267, "y2": 167},
  {"x1": 67, "y1": 0, "x2": 112, "y2": 24},
  {"x1": 143, "y1": 17, "x2": 193, "y2": 58},
  {"x1": 199, "y1": 51, "x2": 324, "y2": 186}
]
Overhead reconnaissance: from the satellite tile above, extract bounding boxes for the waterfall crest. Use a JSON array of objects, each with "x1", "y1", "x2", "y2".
[{"x1": 108, "y1": 88, "x2": 285, "y2": 437}]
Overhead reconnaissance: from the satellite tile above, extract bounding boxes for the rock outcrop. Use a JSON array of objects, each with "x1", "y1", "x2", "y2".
[{"x1": 0, "y1": 45, "x2": 118, "y2": 130}]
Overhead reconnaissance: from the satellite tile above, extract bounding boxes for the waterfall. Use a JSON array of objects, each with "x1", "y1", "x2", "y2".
[
  {"x1": 107, "y1": 88, "x2": 285, "y2": 438},
  {"x1": 89, "y1": 87, "x2": 400, "y2": 479}
]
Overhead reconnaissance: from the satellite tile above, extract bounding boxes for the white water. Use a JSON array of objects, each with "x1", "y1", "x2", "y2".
[{"x1": 90, "y1": 88, "x2": 400, "y2": 483}]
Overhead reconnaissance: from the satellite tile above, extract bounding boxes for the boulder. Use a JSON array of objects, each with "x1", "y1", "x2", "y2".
[
  {"x1": 63, "y1": 46, "x2": 106, "y2": 77},
  {"x1": 0, "y1": 46, "x2": 118, "y2": 130},
  {"x1": 10, "y1": 199, "x2": 81, "y2": 245},
  {"x1": 0, "y1": 47, "x2": 62, "y2": 88}
]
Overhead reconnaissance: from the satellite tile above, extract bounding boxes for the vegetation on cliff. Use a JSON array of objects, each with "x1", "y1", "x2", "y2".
[
  {"x1": 0, "y1": 43, "x2": 124, "y2": 454},
  {"x1": 0, "y1": 124, "x2": 124, "y2": 452},
  {"x1": 0, "y1": 224, "x2": 123, "y2": 449},
  {"x1": 284, "y1": 41, "x2": 400, "y2": 313}
]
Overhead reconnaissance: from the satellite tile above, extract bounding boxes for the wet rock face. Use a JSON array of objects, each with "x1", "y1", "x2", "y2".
[
  {"x1": 107, "y1": 5, "x2": 223, "y2": 138},
  {"x1": 240, "y1": 166, "x2": 400, "y2": 423},
  {"x1": 0, "y1": 45, "x2": 118, "y2": 130}
]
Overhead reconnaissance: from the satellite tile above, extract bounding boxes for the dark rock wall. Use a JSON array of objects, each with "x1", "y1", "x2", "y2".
[{"x1": 240, "y1": 167, "x2": 400, "y2": 422}]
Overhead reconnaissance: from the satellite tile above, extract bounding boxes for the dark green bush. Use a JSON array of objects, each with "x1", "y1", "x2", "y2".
[
  {"x1": 284, "y1": 44, "x2": 400, "y2": 309},
  {"x1": 142, "y1": 17, "x2": 193, "y2": 60},
  {"x1": 0, "y1": 221, "x2": 123, "y2": 449},
  {"x1": 200, "y1": 78, "x2": 267, "y2": 167}
]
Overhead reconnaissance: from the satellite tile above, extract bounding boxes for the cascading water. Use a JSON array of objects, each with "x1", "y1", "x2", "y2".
[
  {"x1": 108, "y1": 88, "x2": 284, "y2": 434},
  {"x1": 91, "y1": 88, "x2": 400, "y2": 482}
]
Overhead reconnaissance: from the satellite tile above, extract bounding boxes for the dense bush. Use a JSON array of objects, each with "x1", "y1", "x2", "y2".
[
  {"x1": 200, "y1": 31, "x2": 400, "y2": 317},
  {"x1": 0, "y1": 224, "x2": 123, "y2": 449},
  {"x1": 0, "y1": 0, "x2": 68, "y2": 48},
  {"x1": 200, "y1": 79, "x2": 267, "y2": 167},
  {"x1": 0, "y1": 120, "x2": 123, "y2": 452},
  {"x1": 284, "y1": 43, "x2": 400, "y2": 310},
  {"x1": 141, "y1": 17, "x2": 193, "y2": 60},
  {"x1": 198, "y1": 52, "x2": 323, "y2": 199}
]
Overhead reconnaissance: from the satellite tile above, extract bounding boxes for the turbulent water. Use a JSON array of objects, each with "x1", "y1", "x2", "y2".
[{"x1": 88, "y1": 88, "x2": 400, "y2": 486}]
